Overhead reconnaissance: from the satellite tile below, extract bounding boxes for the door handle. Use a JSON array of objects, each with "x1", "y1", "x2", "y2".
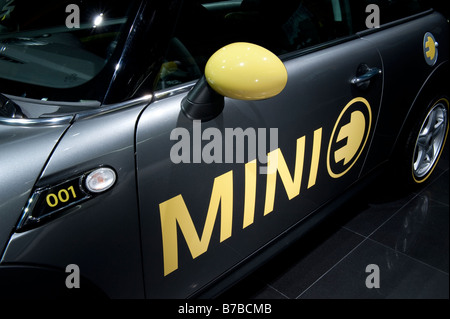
[{"x1": 351, "y1": 67, "x2": 382, "y2": 85}]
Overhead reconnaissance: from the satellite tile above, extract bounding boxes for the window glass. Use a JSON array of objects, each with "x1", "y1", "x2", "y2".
[
  {"x1": 0, "y1": 1, "x2": 136, "y2": 97},
  {"x1": 156, "y1": 0, "x2": 355, "y2": 90},
  {"x1": 157, "y1": 0, "x2": 435, "y2": 91}
]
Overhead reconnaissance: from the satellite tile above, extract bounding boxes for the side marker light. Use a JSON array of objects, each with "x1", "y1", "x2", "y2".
[{"x1": 85, "y1": 167, "x2": 116, "y2": 193}]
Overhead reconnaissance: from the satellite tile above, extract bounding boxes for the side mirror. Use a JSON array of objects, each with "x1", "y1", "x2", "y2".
[{"x1": 181, "y1": 42, "x2": 288, "y2": 121}]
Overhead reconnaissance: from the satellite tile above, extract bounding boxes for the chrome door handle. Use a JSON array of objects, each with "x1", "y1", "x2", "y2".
[
  {"x1": 351, "y1": 65, "x2": 382, "y2": 90},
  {"x1": 351, "y1": 67, "x2": 382, "y2": 86}
]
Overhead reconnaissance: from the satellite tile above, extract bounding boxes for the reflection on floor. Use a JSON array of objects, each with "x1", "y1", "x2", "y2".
[{"x1": 219, "y1": 142, "x2": 449, "y2": 299}]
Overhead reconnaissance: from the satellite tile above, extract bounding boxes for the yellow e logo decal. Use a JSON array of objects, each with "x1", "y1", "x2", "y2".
[
  {"x1": 423, "y1": 32, "x2": 438, "y2": 66},
  {"x1": 327, "y1": 97, "x2": 372, "y2": 178}
]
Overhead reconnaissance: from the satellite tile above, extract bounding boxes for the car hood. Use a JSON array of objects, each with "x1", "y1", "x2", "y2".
[{"x1": 0, "y1": 123, "x2": 71, "y2": 256}]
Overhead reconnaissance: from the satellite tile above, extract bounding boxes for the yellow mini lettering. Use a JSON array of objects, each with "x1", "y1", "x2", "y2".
[
  {"x1": 159, "y1": 170, "x2": 233, "y2": 276},
  {"x1": 243, "y1": 159, "x2": 257, "y2": 229},
  {"x1": 264, "y1": 136, "x2": 305, "y2": 215},
  {"x1": 307, "y1": 128, "x2": 322, "y2": 189}
]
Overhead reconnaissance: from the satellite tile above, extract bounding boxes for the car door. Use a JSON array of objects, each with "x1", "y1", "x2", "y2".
[{"x1": 136, "y1": 0, "x2": 383, "y2": 298}]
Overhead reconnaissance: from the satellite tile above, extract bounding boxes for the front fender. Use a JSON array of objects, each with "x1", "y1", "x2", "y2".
[{"x1": 0, "y1": 123, "x2": 71, "y2": 257}]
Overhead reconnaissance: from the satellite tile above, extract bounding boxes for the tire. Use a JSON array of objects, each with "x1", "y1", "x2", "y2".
[{"x1": 401, "y1": 96, "x2": 449, "y2": 186}]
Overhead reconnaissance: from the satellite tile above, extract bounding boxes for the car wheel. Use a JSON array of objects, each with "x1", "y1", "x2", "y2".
[{"x1": 404, "y1": 97, "x2": 449, "y2": 185}]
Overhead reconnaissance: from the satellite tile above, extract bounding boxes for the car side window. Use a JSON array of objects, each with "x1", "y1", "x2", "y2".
[
  {"x1": 155, "y1": 0, "x2": 354, "y2": 90},
  {"x1": 155, "y1": 0, "x2": 435, "y2": 91}
]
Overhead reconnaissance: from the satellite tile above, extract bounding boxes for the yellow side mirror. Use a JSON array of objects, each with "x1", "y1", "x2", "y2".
[
  {"x1": 205, "y1": 42, "x2": 288, "y2": 100},
  {"x1": 182, "y1": 42, "x2": 287, "y2": 121}
]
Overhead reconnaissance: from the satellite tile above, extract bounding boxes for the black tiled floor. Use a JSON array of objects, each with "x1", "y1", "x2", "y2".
[{"x1": 220, "y1": 142, "x2": 449, "y2": 299}]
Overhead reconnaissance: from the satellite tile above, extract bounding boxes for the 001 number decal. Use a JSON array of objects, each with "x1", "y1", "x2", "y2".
[{"x1": 46, "y1": 186, "x2": 77, "y2": 208}]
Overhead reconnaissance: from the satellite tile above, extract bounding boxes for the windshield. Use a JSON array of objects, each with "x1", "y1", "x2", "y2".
[{"x1": 0, "y1": 0, "x2": 137, "y2": 102}]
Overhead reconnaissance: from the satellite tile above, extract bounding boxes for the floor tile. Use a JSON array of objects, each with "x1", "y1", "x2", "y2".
[
  {"x1": 297, "y1": 239, "x2": 449, "y2": 299},
  {"x1": 255, "y1": 228, "x2": 364, "y2": 299},
  {"x1": 370, "y1": 193, "x2": 449, "y2": 273},
  {"x1": 341, "y1": 190, "x2": 416, "y2": 238},
  {"x1": 221, "y1": 228, "x2": 364, "y2": 299},
  {"x1": 218, "y1": 273, "x2": 288, "y2": 299},
  {"x1": 420, "y1": 170, "x2": 449, "y2": 206}
]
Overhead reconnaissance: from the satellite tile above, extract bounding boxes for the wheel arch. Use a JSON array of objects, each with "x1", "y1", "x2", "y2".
[{"x1": 391, "y1": 60, "x2": 449, "y2": 160}]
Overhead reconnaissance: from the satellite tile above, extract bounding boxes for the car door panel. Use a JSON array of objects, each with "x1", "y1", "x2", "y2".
[
  {"x1": 137, "y1": 37, "x2": 383, "y2": 298},
  {"x1": 360, "y1": 12, "x2": 450, "y2": 174},
  {"x1": 0, "y1": 0, "x2": 447, "y2": 301}
]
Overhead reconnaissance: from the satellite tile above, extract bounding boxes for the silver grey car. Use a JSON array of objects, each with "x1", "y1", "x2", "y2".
[{"x1": 0, "y1": 0, "x2": 448, "y2": 298}]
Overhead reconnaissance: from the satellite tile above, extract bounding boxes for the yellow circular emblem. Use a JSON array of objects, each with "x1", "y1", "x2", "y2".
[{"x1": 327, "y1": 97, "x2": 372, "y2": 179}]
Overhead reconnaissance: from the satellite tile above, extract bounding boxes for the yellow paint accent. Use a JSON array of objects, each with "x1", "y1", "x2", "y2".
[
  {"x1": 307, "y1": 128, "x2": 322, "y2": 189},
  {"x1": 159, "y1": 170, "x2": 233, "y2": 276},
  {"x1": 205, "y1": 42, "x2": 288, "y2": 100},
  {"x1": 264, "y1": 136, "x2": 305, "y2": 216},
  {"x1": 327, "y1": 97, "x2": 372, "y2": 179},
  {"x1": 243, "y1": 160, "x2": 257, "y2": 229},
  {"x1": 425, "y1": 36, "x2": 436, "y2": 60},
  {"x1": 335, "y1": 111, "x2": 366, "y2": 165},
  {"x1": 45, "y1": 185, "x2": 77, "y2": 208}
]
